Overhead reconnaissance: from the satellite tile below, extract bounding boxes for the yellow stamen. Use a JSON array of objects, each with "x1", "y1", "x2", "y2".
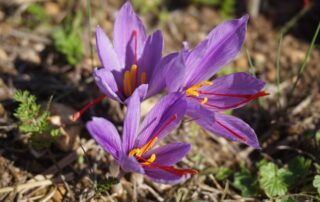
[
  {"x1": 141, "y1": 72, "x2": 147, "y2": 84},
  {"x1": 186, "y1": 89, "x2": 199, "y2": 97},
  {"x1": 123, "y1": 71, "x2": 132, "y2": 97},
  {"x1": 141, "y1": 154, "x2": 156, "y2": 166},
  {"x1": 128, "y1": 137, "x2": 158, "y2": 159},
  {"x1": 129, "y1": 148, "x2": 141, "y2": 157},
  {"x1": 186, "y1": 80, "x2": 213, "y2": 97},
  {"x1": 139, "y1": 137, "x2": 158, "y2": 156},
  {"x1": 130, "y1": 64, "x2": 138, "y2": 88},
  {"x1": 201, "y1": 97, "x2": 208, "y2": 105}
]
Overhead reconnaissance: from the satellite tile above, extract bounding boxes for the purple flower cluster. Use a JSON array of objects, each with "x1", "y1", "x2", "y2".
[{"x1": 85, "y1": 2, "x2": 267, "y2": 184}]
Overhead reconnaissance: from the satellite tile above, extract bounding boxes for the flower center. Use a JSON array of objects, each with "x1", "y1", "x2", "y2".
[
  {"x1": 128, "y1": 114, "x2": 198, "y2": 176},
  {"x1": 128, "y1": 114, "x2": 178, "y2": 165},
  {"x1": 122, "y1": 30, "x2": 147, "y2": 97},
  {"x1": 123, "y1": 64, "x2": 147, "y2": 97},
  {"x1": 186, "y1": 81, "x2": 212, "y2": 104}
]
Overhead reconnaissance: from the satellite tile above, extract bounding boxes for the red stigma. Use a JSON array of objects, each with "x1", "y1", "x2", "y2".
[
  {"x1": 153, "y1": 114, "x2": 177, "y2": 139},
  {"x1": 197, "y1": 91, "x2": 268, "y2": 110},
  {"x1": 141, "y1": 114, "x2": 178, "y2": 152},
  {"x1": 198, "y1": 91, "x2": 253, "y2": 98},
  {"x1": 72, "y1": 95, "x2": 106, "y2": 122},
  {"x1": 216, "y1": 120, "x2": 247, "y2": 142},
  {"x1": 136, "y1": 156, "x2": 198, "y2": 176},
  {"x1": 304, "y1": 0, "x2": 310, "y2": 8}
]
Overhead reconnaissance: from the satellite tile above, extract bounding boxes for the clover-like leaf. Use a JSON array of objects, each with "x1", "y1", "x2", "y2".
[
  {"x1": 313, "y1": 175, "x2": 320, "y2": 195},
  {"x1": 233, "y1": 167, "x2": 259, "y2": 197},
  {"x1": 258, "y1": 162, "x2": 292, "y2": 197},
  {"x1": 288, "y1": 156, "x2": 311, "y2": 183}
]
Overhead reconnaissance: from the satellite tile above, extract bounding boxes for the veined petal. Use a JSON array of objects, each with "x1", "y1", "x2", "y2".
[
  {"x1": 185, "y1": 15, "x2": 248, "y2": 88},
  {"x1": 119, "y1": 153, "x2": 144, "y2": 174},
  {"x1": 186, "y1": 100, "x2": 215, "y2": 124},
  {"x1": 113, "y1": 2, "x2": 146, "y2": 66},
  {"x1": 86, "y1": 117, "x2": 122, "y2": 160},
  {"x1": 96, "y1": 26, "x2": 121, "y2": 72},
  {"x1": 145, "y1": 142, "x2": 191, "y2": 166},
  {"x1": 138, "y1": 30, "x2": 163, "y2": 81},
  {"x1": 195, "y1": 113, "x2": 260, "y2": 149},
  {"x1": 122, "y1": 89, "x2": 141, "y2": 154},
  {"x1": 146, "y1": 52, "x2": 178, "y2": 98},
  {"x1": 144, "y1": 167, "x2": 190, "y2": 184},
  {"x1": 93, "y1": 68, "x2": 122, "y2": 102},
  {"x1": 197, "y1": 72, "x2": 265, "y2": 111},
  {"x1": 137, "y1": 93, "x2": 186, "y2": 147},
  {"x1": 124, "y1": 84, "x2": 149, "y2": 105},
  {"x1": 163, "y1": 50, "x2": 187, "y2": 92}
]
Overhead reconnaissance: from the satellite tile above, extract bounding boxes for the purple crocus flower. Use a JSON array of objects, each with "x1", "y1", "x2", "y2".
[
  {"x1": 86, "y1": 90, "x2": 197, "y2": 184},
  {"x1": 163, "y1": 16, "x2": 267, "y2": 149},
  {"x1": 94, "y1": 2, "x2": 168, "y2": 103}
]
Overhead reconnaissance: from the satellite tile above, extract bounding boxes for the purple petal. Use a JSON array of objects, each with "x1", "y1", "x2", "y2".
[
  {"x1": 119, "y1": 153, "x2": 144, "y2": 174},
  {"x1": 113, "y1": 2, "x2": 146, "y2": 66},
  {"x1": 186, "y1": 100, "x2": 215, "y2": 124},
  {"x1": 196, "y1": 72, "x2": 265, "y2": 111},
  {"x1": 163, "y1": 50, "x2": 187, "y2": 92},
  {"x1": 96, "y1": 26, "x2": 121, "y2": 72},
  {"x1": 145, "y1": 142, "x2": 191, "y2": 166},
  {"x1": 146, "y1": 52, "x2": 178, "y2": 98},
  {"x1": 86, "y1": 117, "x2": 122, "y2": 160},
  {"x1": 184, "y1": 15, "x2": 248, "y2": 88},
  {"x1": 137, "y1": 93, "x2": 187, "y2": 147},
  {"x1": 138, "y1": 30, "x2": 163, "y2": 82},
  {"x1": 194, "y1": 113, "x2": 260, "y2": 149},
  {"x1": 122, "y1": 89, "x2": 141, "y2": 154},
  {"x1": 93, "y1": 68, "x2": 123, "y2": 102},
  {"x1": 144, "y1": 167, "x2": 190, "y2": 184}
]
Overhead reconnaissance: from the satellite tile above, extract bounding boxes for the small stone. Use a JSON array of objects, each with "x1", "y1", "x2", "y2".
[
  {"x1": 33, "y1": 43, "x2": 45, "y2": 52},
  {"x1": 48, "y1": 103, "x2": 81, "y2": 152},
  {"x1": 0, "y1": 103, "x2": 4, "y2": 115},
  {"x1": 20, "y1": 50, "x2": 41, "y2": 64},
  {"x1": 44, "y1": 2, "x2": 60, "y2": 16},
  {"x1": 235, "y1": 56, "x2": 248, "y2": 69},
  {"x1": 253, "y1": 52, "x2": 266, "y2": 67},
  {"x1": 0, "y1": 48, "x2": 8, "y2": 61}
]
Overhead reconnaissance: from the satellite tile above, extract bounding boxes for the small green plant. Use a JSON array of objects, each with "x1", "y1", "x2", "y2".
[
  {"x1": 53, "y1": 12, "x2": 84, "y2": 65},
  {"x1": 232, "y1": 156, "x2": 315, "y2": 200},
  {"x1": 258, "y1": 161, "x2": 292, "y2": 197},
  {"x1": 26, "y1": 3, "x2": 48, "y2": 20},
  {"x1": 233, "y1": 166, "x2": 259, "y2": 197},
  {"x1": 131, "y1": 0, "x2": 169, "y2": 25},
  {"x1": 215, "y1": 166, "x2": 231, "y2": 181},
  {"x1": 190, "y1": 0, "x2": 236, "y2": 19},
  {"x1": 25, "y1": 3, "x2": 50, "y2": 28},
  {"x1": 313, "y1": 175, "x2": 320, "y2": 195},
  {"x1": 96, "y1": 176, "x2": 119, "y2": 195},
  {"x1": 191, "y1": 0, "x2": 219, "y2": 6},
  {"x1": 13, "y1": 90, "x2": 59, "y2": 149}
]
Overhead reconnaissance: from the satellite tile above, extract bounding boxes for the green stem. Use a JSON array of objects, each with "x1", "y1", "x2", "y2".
[{"x1": 287, "y1": 21, "x2": 320, "y2": 104}]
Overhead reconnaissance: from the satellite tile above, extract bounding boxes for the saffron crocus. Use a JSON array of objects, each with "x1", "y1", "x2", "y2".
[
  {"x1": 94, "y1": 2, "x2": 168, "y2": 103},
  {"x1": 86, "y1": 90, "x2": 197, "y2": 184},
  {"x1": 163, "y1": 16, "x2": 267, "y2": 149}
]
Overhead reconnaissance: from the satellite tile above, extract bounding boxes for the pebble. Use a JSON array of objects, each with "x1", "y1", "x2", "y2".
[
  {"x1": 44, "y1": 2, "x2": 60, "y2": 16},
  {"x1": 0, "y1": 48, "x2": 8, "y2": 61}
]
